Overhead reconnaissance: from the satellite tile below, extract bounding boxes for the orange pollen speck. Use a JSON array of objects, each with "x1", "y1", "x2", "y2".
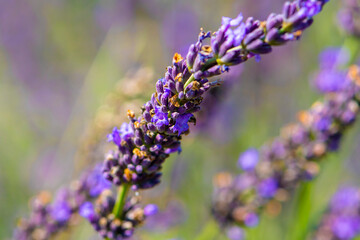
[
  {"x1": 134, "y1": 121, "x2": 140, "y2": 128},
  {"x1": 124, "y1": 168, "x2": 133, "y2": 181},
  {"x1": 38, "y1": 191, "x2": 52, "y2": 204},
  {"x1": 127, "y1": 110, "x2": 135, "y2": 118},
  {"x1": 140, "y1": 151, "x2": 147, "y2": 158},
  {"x1": 297, "y1": 111, "x2": 311, "y2": 125},
  {"x1": 173, "y1": 53, "x2": 183, "y2": 63},
  {"x1": 349, "y1": 65, "x2": 360, "y2": 85},
  {"x1": 213, "y1": 172, "x2": 233, "y2": 188},
  {"x1": 133, "y1": 148, "x2": 141, "y2": 156},
  {"x1": 170, "y1": 95, "x2": 180, "y2": 107},
  {"x1": 260, "y1": 21, "x2": 267, "y2": 29},
  {"x1": 191, "y1": 81, "x2": 201, "y2": 91},
  {"x1": 293, "y1": 30, "x2": 302, "y2": 37},
  {"x1": 175, "y1": 73, "x2": 183, "y2": 82},
  {"x1": 201, "y1": 45, "x2": 212, "y2": 53}
]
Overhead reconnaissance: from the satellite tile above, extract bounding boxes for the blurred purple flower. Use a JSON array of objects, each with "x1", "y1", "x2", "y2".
[
  {"x1": 79, "y1": 202, "x2": 95, "y2": 219},
  {"x1": 257, "y1": 178, "x2": 278, "y2": 198},
  {"x1": 226, "y1": 226, "x2": 245, "y2": 240},
  {"x1": 332, "y1": 216, "x2": 360, "y2": 239},
  {"x1": 313, "y1": 48, "x2": 349, "y2": 93},
  {"x1": 244, "y1": 213, "x2": 259, "y2": 227},
  {"x1": 331, "y1": 187, "x2": 360, "y2": 213},
  {"x1": 86, "y1": 164, "x2": 112, "y2": 197},
  {"x1": 237, "y1": 148, "x2": 259, "y2": 171},
  {"x1": 51, "y1": 200, "x2": 71, "y2": 222}
]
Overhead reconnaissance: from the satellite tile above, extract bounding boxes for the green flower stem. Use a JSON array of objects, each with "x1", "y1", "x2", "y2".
[
  {"x1": 101, "y1": 184, "x2": 131, "y2": 240},
  {"x1": 183, "y1": 74, "x2": 195, "y2": 89},
  {"x1": 112, "y1": 184, "x2": 131, "y2": 219},
  {"x1": 287, "y1": 182, "x2": 313, "y2": 240}
]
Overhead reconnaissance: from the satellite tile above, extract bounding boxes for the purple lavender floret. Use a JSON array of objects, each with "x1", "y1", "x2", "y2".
[
  {"x1": 152, "y1": 106, "x2": 170, "y2": 129},
  {"x1": 108, "y1": 123, "x2": 135, "y2": 147},
  {"x1": 173, "y1": 113, "x2": 193, "y2": 136},
  {"x1": 102, "y1": 0, "x2": 331, "y2": 191},
  {"x1": 302, "y1": 0, "x2": 323, "y2": 17},
  {"x1": 108, "y1": 127, "x2": 122, "y2": 146},
  {"x1": 313, "y1": 187, "x2": 360, "y2": 240},
  {"x1": 212, "y1": 65, "x2": 360, "y2": 233}
]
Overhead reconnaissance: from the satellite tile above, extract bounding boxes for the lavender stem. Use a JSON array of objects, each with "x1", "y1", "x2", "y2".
[{"x1": 112, "y1": 183, "x2": 131, "y2": 218}]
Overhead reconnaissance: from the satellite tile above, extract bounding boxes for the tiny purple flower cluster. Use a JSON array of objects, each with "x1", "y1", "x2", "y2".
[
  {"x1": 79, "y1": 191, "x2": 157, "y2": 240},
  {"x1": 313, "y1": 187, "x2": 360, "y2": 240},
  {"x1": 103, "y1": 0, "x2": 330, "y2": 191},
  {"x1": 212, "y1": 65, "x2": 360, "y2": 236},
  {"x1": 14, "y1": 164, "x2": 111, "y2": 240}
]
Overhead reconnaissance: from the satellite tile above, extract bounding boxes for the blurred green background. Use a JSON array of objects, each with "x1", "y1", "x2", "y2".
[{"x1": 1, "y1": 0, "x2": 358, "y2": 239}]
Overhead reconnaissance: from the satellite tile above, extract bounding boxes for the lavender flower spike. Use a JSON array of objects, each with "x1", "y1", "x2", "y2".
[
  {"x1": 313, "y1": 187, "x2": 360, "y2": 240},
  {"x1": 212, "y1": 65, "x2": 360, "y2": 235},
  {"x1": 103, "y1": 0, "x2": 331, "y2": 191},
  {"x1": 14, "y1": 164, "x2": 111, "y2": 240}
]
